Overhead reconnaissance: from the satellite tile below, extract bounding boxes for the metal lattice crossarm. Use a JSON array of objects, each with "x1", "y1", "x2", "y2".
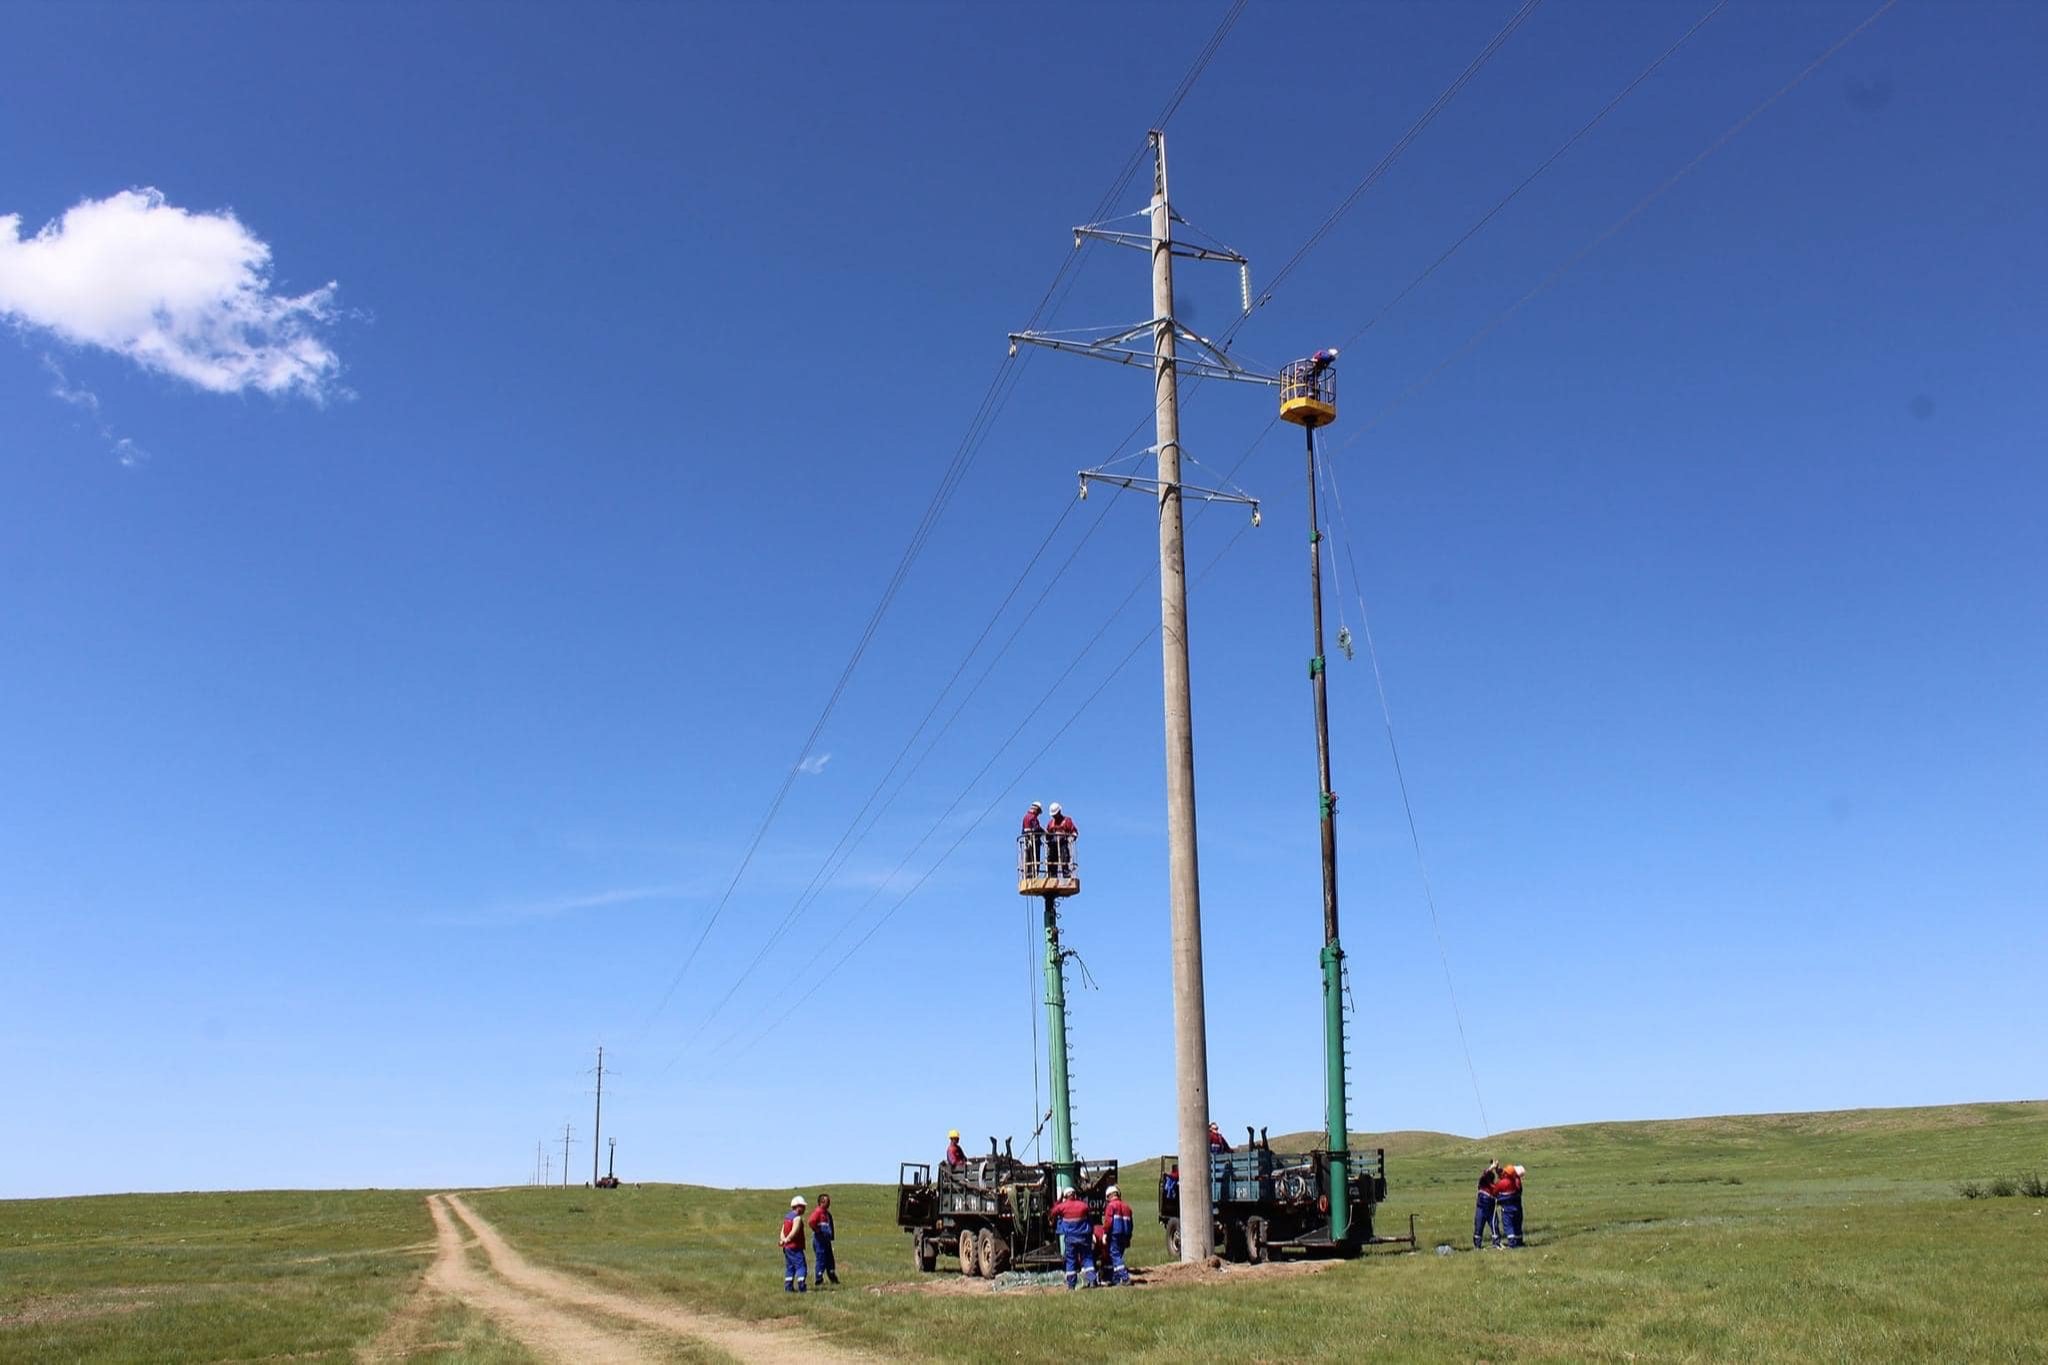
[
  {"x1": 1009, "y1": 319, "x2": 1277, "y2": 387},
  {"x1": 1078, "y1": 467, "x2": 1260, "y2": 524}
]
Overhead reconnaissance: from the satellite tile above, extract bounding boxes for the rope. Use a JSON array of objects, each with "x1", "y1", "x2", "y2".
[{"x1": 1315, "y1": 431, "x2": 1493, "y2": 1138}]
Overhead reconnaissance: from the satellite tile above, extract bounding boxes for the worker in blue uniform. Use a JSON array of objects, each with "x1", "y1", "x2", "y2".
[{"x1": 1051, "y1": 1186, "x2": 1097, "y2": 1289}]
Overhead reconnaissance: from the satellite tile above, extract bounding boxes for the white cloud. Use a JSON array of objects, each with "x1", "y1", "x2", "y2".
[
  {"x1": 798, "y1": 752, "x2": 832, "y2": 775},
  {"x1": 0, "y1": 188, "x2": 340, "y2": 399}
]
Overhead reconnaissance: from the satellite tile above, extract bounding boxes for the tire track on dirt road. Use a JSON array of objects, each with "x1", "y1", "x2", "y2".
[
  {"x1": 400, "y1": 1194, "x2": 658, "y2": 1365},
  {"x1": 442, "y1": 1194, "x2": 864, "y2": 1365}
]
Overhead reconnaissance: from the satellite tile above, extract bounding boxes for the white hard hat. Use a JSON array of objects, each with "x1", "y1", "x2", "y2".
[
  {"x1": 791, "y1": 1196, "x2": 806, "y2": 1207},
  {"x1": 1049, "y1": 802, "x2": 1062, "y2": 815},
  {"x1": 1061, "y1": 1186, "x2": 1077, "y2": 1198},
  {"x1": 1106, "y1": 1185, "x2": 1120, "y2": 1197}
]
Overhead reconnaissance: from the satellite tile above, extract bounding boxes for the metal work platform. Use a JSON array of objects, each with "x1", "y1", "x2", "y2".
[{"x1": 1016, "y1": 833, "x2": 1080, "y2": 896}]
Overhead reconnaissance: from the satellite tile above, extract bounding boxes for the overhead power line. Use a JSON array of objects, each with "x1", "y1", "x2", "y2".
[
  {"x1": 1331, "y1": 0, "x2": 1902, "y2": 457},
  {"x1": 1336, "y1": 0, "x2": 1730, "y2": 351},
  {"x1": 662, "y1": 0, "x2": 1555, "y2": 1061},
  {"x1": 1246, "y1": 0, "x2": 1546, "y2": 318},
  {"x1": 638, "y1": 0, "x2": 1253, "y2": 1042}
]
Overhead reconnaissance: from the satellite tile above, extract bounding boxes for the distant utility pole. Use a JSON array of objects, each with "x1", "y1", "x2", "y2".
[
  {"x1": 1011, "y1": 130, "x2": 1268, "y2": 1263},
  {"x1": 591, "y1": 1045, "x2": 606, "y2": 1187},
  {"x1": 560, "y1": 1123, "x2": 576, "y2": 1188},
  {"x1": 535, "y1": 1139, "x2": 544, "y2": 1186}
]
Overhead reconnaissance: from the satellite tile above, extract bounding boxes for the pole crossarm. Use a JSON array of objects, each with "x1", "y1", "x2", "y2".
[
  {"x1": 1078, "y1": 468, "x2": 1260, "y2": 521},
  {"x1": 1010, "y1": 320, "x2": 1276, "y2": 386},
  {"x1": 1073, "y1": 227, "x2": 1248, "y2": 267}
]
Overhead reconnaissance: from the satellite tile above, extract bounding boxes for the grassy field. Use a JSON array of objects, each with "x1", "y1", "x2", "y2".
[
  {"x1": 0, "y1": 1188, "x2": 520, "y2": 1364},
  {"x1": 4, "y1": 1101, "x2": 2045, "y2": 1362}
]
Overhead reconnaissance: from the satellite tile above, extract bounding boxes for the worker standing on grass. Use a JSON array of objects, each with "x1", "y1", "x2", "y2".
[
  {"x1": 1021, "y1": 801, "x2": 1045, "y2": 871},
  {"x1": 1102, "y1": 1185, "x2": 1135, "y2": 1286},
  {"x1": 945, "y1": 1129, "x2": 966, "y2": 1166},
  {"x1": 1052, "y1": 1186, "x2": 1098, "y2": 1290},
  {"x1": 808, "y1": 1192, "x2": 839, "y2": 1287},
  {"x1": 780, "y1": 1196, "x2": 809, "y2": 1292},
  {"x1": 1046, "y1": 802, "x2": 1078, "y2": 876},
  {"x1": 1474, "y1": 1161, "x2": 1501, "y2": 1249},
  {"x1": 1494, "y1": 1162, "x2": 1526, "y2": 1248}
]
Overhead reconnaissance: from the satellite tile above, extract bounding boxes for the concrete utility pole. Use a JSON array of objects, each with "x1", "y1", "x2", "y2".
[
  {"x1": 591, "y1": 1046, "x2": 605, "y2": 1187},
  {"x1": 1009, "y1": 130, "x2": 1268, "y2": 1263},
  {"x1": 1149, "y1": 131, "x2": 1217, "y2": 1263},
  {"x1": 560, "y1": 1123, "x2": 575, "y2": 1188}
]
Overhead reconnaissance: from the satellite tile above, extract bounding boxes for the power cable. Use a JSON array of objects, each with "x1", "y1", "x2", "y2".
[
  {"x1": 1244, "y1": 0, "x2": 1546, "y2": 320},
  {"x1": 717, "y1": 515, "x2": 1262, "y2": 1065},
  {"x1": 636, "y1": 1, "x2": 1248, "y2": 1040},
  {"x1": 1331, "y1": 0, "x2": 1902, "y2": 457},
  {"x1": 1335, "y1": 0, "x2": 1729, "y2": 352}
]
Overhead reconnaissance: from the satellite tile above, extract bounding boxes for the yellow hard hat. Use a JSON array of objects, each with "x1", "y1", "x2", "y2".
[{"x1": 948, "y1": 1129, "x2": 960, "y2": 1139}]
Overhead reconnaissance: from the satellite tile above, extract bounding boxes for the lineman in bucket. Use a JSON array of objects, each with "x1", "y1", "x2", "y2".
[{"x1": 1052, "y1": 1185, "x2": 1098, "y2": 1289}]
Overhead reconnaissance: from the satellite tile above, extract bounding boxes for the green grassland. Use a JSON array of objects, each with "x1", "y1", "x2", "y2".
[
  {"x1": 0, "y1": 1188, "x2": 518, "y2": 1364},
  {"x1": 4, "y1": 1101, "x2": 2045, "y2": 1363},
  {"x1": 462, "y1": 1100, "x2": 2048, "y2": 1362}
]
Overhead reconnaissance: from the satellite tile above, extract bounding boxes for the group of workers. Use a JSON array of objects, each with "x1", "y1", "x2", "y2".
[
  {"x1": 1051, "y1": 1181, "x2": 1136, "y2": 1289},
  {"x1": 776, "y1": 1192, "x2": 839, "y2": 1292},
  {"x1": 1019, "y1": 800, "x2": 1079, "y2": 876},
  {"x1": 1473, "y1": 1159, "x2": 1528, "y2": 1248},
  {"x1": 942, "y1": 1127, "x2": 1133, "y2": 1289}
]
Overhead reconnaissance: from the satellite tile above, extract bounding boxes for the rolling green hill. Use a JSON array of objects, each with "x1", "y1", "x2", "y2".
[{"x1": 4, "y1": 1100, "x2": 2044, "y2": 1362}]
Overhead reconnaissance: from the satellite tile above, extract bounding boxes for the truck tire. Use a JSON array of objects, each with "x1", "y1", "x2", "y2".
[
  {"x1": 958, "y1": 1226, "x2": 980, "y2": 1277},
  {"x1": 1163, "y1": 1217, "x2": 1181, "y2": 1260},
  {"x1": 914, "y1": 1228, "x2": 938, "y2": 1273},
  {"x1": 978, "y1": 1227, "x2": 1009, "y2": 1277},
  {"x1": 1245, "y1": 1215, "x2": 1270, "y2": 1263}
]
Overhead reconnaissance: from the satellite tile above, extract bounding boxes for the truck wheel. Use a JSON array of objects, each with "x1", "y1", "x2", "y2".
[
  {"x1": 958, "y1": 1227, "x2": 980, "y2": 1277},
  {"x1": 1245, "y1": 1215, "x2": 1270, "y2": 1263},
  {"x1": 1163, "y1": 1217, "x2": 1181, "y2": 1259},
  {"x1": 979, "y1": 1227, "x2": 1009, "y2": 1277},
  {"x1": 914, "y1": 1229, "x2": 938, "y2": 1273}
]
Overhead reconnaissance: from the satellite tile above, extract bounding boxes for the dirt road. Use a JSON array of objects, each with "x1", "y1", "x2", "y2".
[{"x1": 361, "y1": 1193, "x2": 861, "y2": 1364}]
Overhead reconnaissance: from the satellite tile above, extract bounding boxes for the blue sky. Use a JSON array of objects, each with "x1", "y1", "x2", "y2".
[{"x1": 2, "y1": 0, "x2": 2042, "y2": 1199}]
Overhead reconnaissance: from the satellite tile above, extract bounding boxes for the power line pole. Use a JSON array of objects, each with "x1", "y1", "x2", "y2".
[
  {"x1": 560, "y1": 1123, "x2": 575, "y2": 1188},
  {"x1": 1148, "y1": 132, "x2": 1216, "y2": 1264},
  {"x1": 1011, "y1": 130, "x2": 1270, "y2": 1264},
  {"x1": 591, "y1": 1045, "x2": 605, "y2": 1187}
]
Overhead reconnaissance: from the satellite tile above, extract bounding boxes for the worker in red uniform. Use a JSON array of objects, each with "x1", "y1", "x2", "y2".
[
  {"x1": 779, "y1": 1196, "x2": 808, "y2": 1292},
  {"x1": 807, "y1": 1192, "x2": 839, "y2": 1287},
  {"x1": 1308, "y1": 346, "x2": 1338, "y2": 373},
  {"x1": 1020, "y1": 801, "x2": 1044, "y2": 873},
  {"x1": 1046, "y1": 801, "x2": 1078, "y2": 877},
  {"x1": 1474, "y1": 1161, "x2": 1501, "y2": 1249},
  {"x1": 1102, "y1": 1184, "x2": 1135, "y2": 1285},
  {"x1": 1207, "y1": 1121, "x2": 1232, "y2": 1153},
  {"x1": 944, "y1": 1129, "x2": 965, "y2": 1167},
  {"x1": 1493, "y1": 1161, "x2": 1525, "y2": 1248},
  {"x1": 1051, "y1": 1185, "x2": 1097, "y2": 1289}
]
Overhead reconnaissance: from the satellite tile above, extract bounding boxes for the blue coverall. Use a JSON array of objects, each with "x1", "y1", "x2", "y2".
[{"x1": 1054, "y1": 1199, "x2": 1097, "y2": 1289}]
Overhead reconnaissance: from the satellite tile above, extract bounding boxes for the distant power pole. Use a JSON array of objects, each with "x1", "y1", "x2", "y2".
[
  {"x1": 591, "y1": 1045, "x2": 605, "y2": 1187},
  {"x1": 560, "y1": 1123, "x2": 576, "y2": 1188},
  {"x1": 1010, "y1": 130, "x2": 1269, "y2": 1262}
]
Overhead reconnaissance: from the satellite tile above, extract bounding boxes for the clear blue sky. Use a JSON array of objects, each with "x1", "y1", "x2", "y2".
[{"x1": 2, "y1": 0, "x2": 2042, "y2": 1199}]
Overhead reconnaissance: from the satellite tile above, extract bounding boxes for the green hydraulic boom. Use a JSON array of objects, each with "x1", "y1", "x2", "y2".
[
  {"x1": 1282, "y1": 350, "x2": 1351, "y2": 1245},
  {"x1": 1019, "y1": 826, "x2": 1083, "y2": 1192}
]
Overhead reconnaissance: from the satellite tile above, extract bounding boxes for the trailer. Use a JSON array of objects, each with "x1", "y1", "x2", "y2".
[
  {"x1": 898, "y1": 1142, "x2": 1119, "y2": 1276},
  {"x1": 1156, "y1": 1126, "x2": 1394, "y2": 1261}
]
